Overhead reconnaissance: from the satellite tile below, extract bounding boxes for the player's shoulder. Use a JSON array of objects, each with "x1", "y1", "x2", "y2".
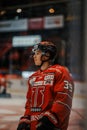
[
  {"x1": 50, "y1": 64, "x2": 73, "y2": 76},
  {"x1": 51, "y1": 64, "x2": 73, "y2": 79},
  {"x1": 49, "y1": 64, "x2": 67, "y2": 73}
]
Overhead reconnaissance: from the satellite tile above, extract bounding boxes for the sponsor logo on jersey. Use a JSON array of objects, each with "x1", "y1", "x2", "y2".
[
  {"x1": 44, "y1": 74, "x2": 54, "y2": 80},
  {"x1": 30, "y1": 74, "x2": 54, "y2": 86},
  {"x1": 34, "y1": 81, "x2": 43, "y2": 86},
  {"x1": 31, "y1": 107, "x2": 42, "y2": 112},
  {"x1": 44, "y1": 74, "x2": 54, "y2": 85},
  {"x1": 29, "y1": 77, "x2": 36, "y2": 86},
  {"x1": 44, "y1": 80, "x2": 53, "y2": 85}
]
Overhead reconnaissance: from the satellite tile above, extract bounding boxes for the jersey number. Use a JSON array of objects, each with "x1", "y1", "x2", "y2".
[{"x1": 64, "y1": 80, "x2": 73, "y2": 92}]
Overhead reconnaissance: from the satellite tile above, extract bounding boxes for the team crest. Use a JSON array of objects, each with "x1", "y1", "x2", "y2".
[{"x1": 44, "y1": 74, "x2": 54, "y2": 85}]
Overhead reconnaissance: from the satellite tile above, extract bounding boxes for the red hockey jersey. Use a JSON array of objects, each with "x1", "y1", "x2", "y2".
[{"x1": 24, "y1": 64, "x2": 74, "y2": 130}]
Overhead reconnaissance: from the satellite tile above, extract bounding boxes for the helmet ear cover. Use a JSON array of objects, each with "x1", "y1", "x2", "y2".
[{"x1": 41, "y1": 52, "x2": 50, "y2": 62}]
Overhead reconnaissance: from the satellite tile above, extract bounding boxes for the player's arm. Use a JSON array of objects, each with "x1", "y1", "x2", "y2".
[{"x1": 17, "y1": 84, "x2": 31, "y2": 130}]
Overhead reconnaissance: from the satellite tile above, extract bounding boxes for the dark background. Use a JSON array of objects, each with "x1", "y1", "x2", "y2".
[{"x1": 0, "y1": 0, "x2": 85, "y2": 81}]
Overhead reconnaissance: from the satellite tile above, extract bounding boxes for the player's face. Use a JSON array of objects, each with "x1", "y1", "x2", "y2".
[{"x1": 33, "y1": 50, "x2": 42, "y2": 66}]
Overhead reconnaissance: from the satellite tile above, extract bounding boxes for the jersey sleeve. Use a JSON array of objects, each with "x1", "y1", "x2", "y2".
[
  {"x1": 24, "y1": 80, "x2": 31, "y2": 116},
  {"x1": 44, "y1": 67, "x2": 74, "y2": 128}
]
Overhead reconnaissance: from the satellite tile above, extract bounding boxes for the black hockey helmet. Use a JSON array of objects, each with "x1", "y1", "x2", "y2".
[{"x1": 32, "y1": 41, "x2": 57, "y2": 60}]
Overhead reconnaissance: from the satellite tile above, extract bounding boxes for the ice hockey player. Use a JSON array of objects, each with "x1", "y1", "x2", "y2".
[{"x1": 17, "y1": 41, "x2": 74, "y2": 130}]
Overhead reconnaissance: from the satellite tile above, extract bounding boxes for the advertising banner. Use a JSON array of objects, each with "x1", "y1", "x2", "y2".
[
  {"x1": 12, "y1": 35, "x2": 41, "y2": 47},
  {"x1": 0, "y1": 19, "x2": 28, "y2": 32},
  {"x1": 29, "y1": 18, "x2": 44, "y2": 30},
  {"x1": 44, "y1": 15, "x2": 64, "y2": 29}
]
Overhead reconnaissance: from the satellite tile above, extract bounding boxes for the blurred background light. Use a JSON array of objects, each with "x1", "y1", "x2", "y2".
[
  {"x1": 49, "y1": 8, "x2": 55, "y2": 13},
  {"x1": 0, "y1": 10, "x2": 6, "y2": 15},
  {"x1": 16, "y1": 8, "x2": 22, "y2": 13}
]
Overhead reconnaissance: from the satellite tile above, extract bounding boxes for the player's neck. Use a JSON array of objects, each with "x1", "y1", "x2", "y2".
[{"x1": 40, "y1": 61, "x2": 51, "y2": 71}]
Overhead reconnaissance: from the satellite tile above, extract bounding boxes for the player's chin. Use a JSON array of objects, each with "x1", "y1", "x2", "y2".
[{"x1": 35, "y1": 62, "x2": 41, "y2": 66}]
